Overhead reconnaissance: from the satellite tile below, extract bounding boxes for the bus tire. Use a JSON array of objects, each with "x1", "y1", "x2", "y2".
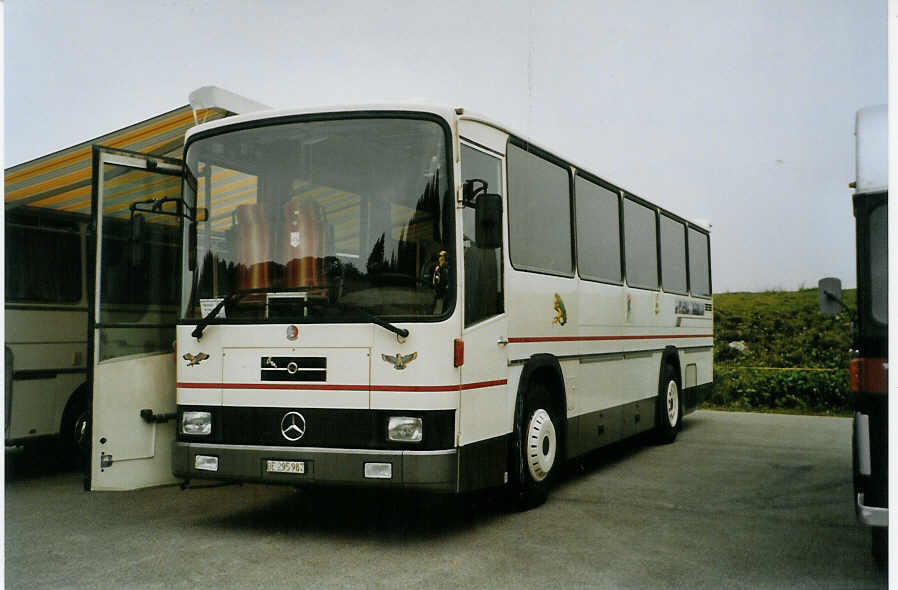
[
  {"x1": 655, "y1": 363, "x2": 681, "y2": 444},
  {"x1": 510, "y1": 383, "x2": 559, "y2": 510},
  {"x1": 60, "y1": 387, "x2": 90, "y2": 466}
]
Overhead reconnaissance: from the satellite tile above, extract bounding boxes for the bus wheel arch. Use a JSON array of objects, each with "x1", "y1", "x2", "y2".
[
  {"x1": 656, "y1": 347, "x2": 683, "y2": 443},
  {"x1": 60, "y1": 383, "x2": 90, "y2": 463},
  {"x1": 509, "y1": 354, "x2": 567, "y2": 509}
]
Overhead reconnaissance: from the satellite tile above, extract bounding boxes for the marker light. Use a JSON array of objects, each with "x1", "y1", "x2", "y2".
[
  {"x1": 364, "y1": 462, "x2": 393, "y2": 479},
  {"x1": 182, "y1": 411, "x2": 212, "y2": 435},
  {"x1": 454, "y1": 338, "x2": 464, "y2": 367},
  {"x1": 850, "y1": 358, "x2": 888, "y2": 393},
  {"x1": 194, "y1": 455, "x2": 219, "y2": 472},
  {"x1": 388, "y1": 416, "x2": 423, "y2": 442}
]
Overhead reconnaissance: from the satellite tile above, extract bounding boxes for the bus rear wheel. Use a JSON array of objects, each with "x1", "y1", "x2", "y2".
[
  {"x1": 655, "y1": 363, "x2": 681, "y2": 444},
  {"x1": 511, "y1": 384, "x2": 559, "y2": 510}
]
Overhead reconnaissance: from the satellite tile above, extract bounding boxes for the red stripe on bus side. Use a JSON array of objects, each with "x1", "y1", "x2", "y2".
[
  {"x1": 176, "y1": 379, "x2": 508, "y2": 393},
  {"x1": 507, "y1": 333, "x2": 713, "y2": 343}
]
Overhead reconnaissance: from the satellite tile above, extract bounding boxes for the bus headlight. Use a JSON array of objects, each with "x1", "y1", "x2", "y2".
[
  {"x1": 388, "y1": 416, "x2": 422, "y2": 442},
  {"x1": 182, "y1": 411, "x2": 212, "y2": 435}
]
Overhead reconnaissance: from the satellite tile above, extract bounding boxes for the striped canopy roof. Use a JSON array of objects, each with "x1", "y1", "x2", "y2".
[{"x1": 5, "y1": 106, "x2": 231, "y2": 216}]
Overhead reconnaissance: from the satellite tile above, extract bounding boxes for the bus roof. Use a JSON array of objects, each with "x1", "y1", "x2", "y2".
[
  {"x1": 186, "y1": 104, "x2": 711, "y2": 234},
  {"x1": 184, "y1": 103, "x2": 459, "y2": 143}
]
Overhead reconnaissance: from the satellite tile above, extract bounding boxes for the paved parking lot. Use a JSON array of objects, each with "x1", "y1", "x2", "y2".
[{"x1": 4, "y1": 410, "x2": 887, "y2": 589}]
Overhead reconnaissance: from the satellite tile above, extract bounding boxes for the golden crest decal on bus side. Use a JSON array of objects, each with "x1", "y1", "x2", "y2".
[
  {"x1": 552, "y1": 293, "x2": 567, "y2": 326},
  {"x1": 381, "y1": 352, "x2": 418, "y2": 370},
  {"x1": 182, "y1": 352, "x2": 210, "y2": 367}
]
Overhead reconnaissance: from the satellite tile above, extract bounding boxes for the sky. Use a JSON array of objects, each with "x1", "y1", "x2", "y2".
[{"x1": 4, "y1": 0, "x2": 888, "y2": 293}]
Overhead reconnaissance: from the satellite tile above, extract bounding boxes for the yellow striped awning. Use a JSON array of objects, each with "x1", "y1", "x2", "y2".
[{"x1": 5, "y1": 105, "x2": 231, "y2": 214}]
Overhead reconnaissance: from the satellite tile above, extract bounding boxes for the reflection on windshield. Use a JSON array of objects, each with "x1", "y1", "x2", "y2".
[{"x1": 182, "y1": 116, "x2": 454, "y2": 322}]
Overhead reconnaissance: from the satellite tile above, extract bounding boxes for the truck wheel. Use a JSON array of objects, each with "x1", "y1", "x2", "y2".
[
  {"x1": 656, "y1": 363, "x2": 681, "y2": 444},
  {"x1": 510, "y1": 383, "x2": 559, "y2": 510}
]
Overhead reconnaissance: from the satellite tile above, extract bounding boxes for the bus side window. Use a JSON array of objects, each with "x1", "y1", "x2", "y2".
[
  {"x1": 461, "y1": 144, "x2": 504, "y2": 327},
  {"x1": 687, "y1": 228, "x2": 711, "y2": 297},
  {"x1": 5, "y1": 218, "x2": 81, "y2": 303},
  {"x1": 506, "y1": 142, "x2": 573, "y2": 276},
  {"x1": 623, "y1": 197, "x2": 659, "y2": 290},
  {"x1": 575, "y1": 176, "x2": 622, "y2": 284},
  {"x1": 660, "y1": 215, "x2": 687, "y2": 294}
]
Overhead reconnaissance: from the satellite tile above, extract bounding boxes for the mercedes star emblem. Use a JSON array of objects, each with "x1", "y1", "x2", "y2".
[{"x1": 280, "y1": 411, "x2": 306, "y2": 442}]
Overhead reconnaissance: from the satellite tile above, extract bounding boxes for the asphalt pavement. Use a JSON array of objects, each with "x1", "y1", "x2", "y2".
[{"x1": 4, "y1": 410, "x2": 887, "y2": 589}]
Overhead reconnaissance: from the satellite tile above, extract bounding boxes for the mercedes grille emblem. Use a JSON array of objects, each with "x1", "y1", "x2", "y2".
[{"x1": 280, "y1": 411, "x2": 306, "y2": 442}]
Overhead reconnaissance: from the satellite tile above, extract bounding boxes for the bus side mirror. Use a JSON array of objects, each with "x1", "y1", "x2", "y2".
[
  {"x1": 475, "y1": 193, "x2": 502, "y2": 249},
  {"x1": 818, "y1": 277, "x2": 843, "y2": 316}
]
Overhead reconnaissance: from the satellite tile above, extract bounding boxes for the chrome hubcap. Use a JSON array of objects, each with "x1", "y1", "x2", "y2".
[
  {"x1": 666, "y1": 380, "x2": 679, "y2": 427},
  {"x1": 526, "y1": 409, "x2": 556, "y2": 482}
]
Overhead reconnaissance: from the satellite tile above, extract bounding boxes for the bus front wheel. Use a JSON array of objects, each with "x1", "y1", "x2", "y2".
[{"x1": 510, "y1": 383, "x2": 559, "y2": 510}]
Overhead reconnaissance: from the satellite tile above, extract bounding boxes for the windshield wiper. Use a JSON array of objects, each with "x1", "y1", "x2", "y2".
[
  {"x1": 191, "y1": 291, "x2": 248, "y2": 340},
  {"x1": 191, "y1": 291, "x2": 409, "y2": 340},
  {"x1": 339, "y1": 303, "x2": 409, "y2": 339}
]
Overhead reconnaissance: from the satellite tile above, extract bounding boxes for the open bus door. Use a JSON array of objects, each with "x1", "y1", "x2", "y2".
[{"x1": 88, "y1": 147, "x2": 184, "y2": 491}]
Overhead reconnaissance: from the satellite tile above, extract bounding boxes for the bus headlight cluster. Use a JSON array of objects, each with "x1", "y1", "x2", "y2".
[
  {"x1": 388, "y1": 416, "x2": 422, "y2": 442},
  {"x1": 182, "y1": 411, "x2": 212, "y2": 435}
]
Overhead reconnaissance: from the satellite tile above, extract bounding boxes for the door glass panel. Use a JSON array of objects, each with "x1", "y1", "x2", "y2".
[
  {"x1": 98, "y1": 163, "x2": 182, "y2": 361},
  {"x1": 461, "y1": 144, "x2": 504, "y2": 327}
]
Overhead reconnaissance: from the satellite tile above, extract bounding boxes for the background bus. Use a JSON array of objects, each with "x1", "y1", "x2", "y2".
[
  {"x1": 5, "y1": 207, "x2": 90, "y2": 460},
  {"x1": 819, "y1": 104, "x2": 888, "y2": 565}
]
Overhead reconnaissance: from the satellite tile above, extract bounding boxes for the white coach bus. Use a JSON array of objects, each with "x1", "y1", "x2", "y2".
[
  {"x1": 156, "y1": 105, "x2": 713, "y2": 507},
  {"x1": 5, "y1": 208, "x2": 90, "y2": 457}
]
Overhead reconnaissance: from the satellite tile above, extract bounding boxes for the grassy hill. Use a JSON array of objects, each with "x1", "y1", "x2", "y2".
[{"x1": 708, "y1": 288, "x2": 856, "y2": 415}]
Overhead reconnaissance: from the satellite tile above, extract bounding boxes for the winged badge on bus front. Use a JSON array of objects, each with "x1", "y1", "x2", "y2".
[
  {"x1": 183, "y1": 352, "x2": 210, "y2": 367},
  {"x1": 382, "y1": 352, "x2": 418, "y2": 370}
]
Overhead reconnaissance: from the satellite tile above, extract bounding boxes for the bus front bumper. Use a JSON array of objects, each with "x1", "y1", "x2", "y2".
[{"x1": 172, "y1": 442, "x2": 458, "y2": 492}]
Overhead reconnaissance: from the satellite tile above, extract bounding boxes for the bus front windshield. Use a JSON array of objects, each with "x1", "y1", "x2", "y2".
[{"x1": 181, "y1": 116, "x2": 454, "y2": 324}]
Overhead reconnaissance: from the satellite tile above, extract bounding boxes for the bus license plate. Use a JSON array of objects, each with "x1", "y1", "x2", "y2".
[{"x1": 266, "y1": 460, "x2": 305, "y2": 474}]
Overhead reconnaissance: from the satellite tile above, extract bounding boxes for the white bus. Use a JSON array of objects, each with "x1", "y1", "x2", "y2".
[
  {"x1": 154, "y1": 105, "x2": 713, "y2": 506},
  {"x1": 820, "y1": 105, "x2": 889, "y2": 565},
  {"x1": 5, "y1": 207, "x2": 91, "y2": 459}
]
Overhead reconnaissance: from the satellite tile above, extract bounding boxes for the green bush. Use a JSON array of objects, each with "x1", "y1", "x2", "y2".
[
  {"x1": 708, "y1": 288, "x2": 855, "y2": 415},
  {"x1": 709, "y1": 367, "x2": 850, "y2": 414}
]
